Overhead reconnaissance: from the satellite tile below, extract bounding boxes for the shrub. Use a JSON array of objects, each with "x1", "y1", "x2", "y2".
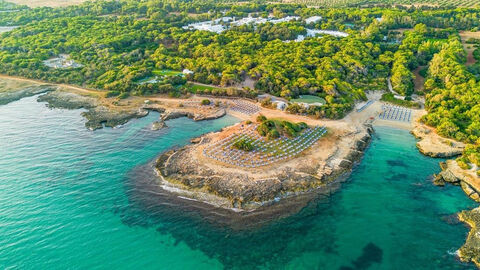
[
  {"x1": 256, "y1": 115, "x2": 267, "y2": 122},
  {"x1": 201, "y1": 99, "x2": 211, "y2": 105},
  {"x1": 267, "y1": 129, "x2": 280, "y2": 140},
  {"x1": 106, "y1": 91, "x2": 120, "y2": 98},
  {"x1": 233, "y1": 138, "x2": 254, "y2": 151},
  {"x1": 456, "y1": 157, "x2": 471, "y2": 170},
  {"x1": 118, "y1": 92, "x2": 129, "y2": 99}
]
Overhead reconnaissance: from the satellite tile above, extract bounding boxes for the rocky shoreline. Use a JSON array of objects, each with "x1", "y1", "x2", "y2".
[
  {"x1": 37, "y1": 90, "x2": 151, "y2": 130},
  {"x1": 3, "y1": 83, "x2": 229, "y2": 131},
  {"x1": 458, "y1": 208, "x2": 480, "y2": 268},
  {"x1": 411, "y1": 122, "x2": 465, "y2": 158},
  {"x1": 154, "y1": 123, "x2": 374, "y2": 210},
  {"x1": 412, "y1": 119, "x2": 480, "y2": 268},
  {"x1": 0, "y1": 84, "x2": 56, "y2": 105}
]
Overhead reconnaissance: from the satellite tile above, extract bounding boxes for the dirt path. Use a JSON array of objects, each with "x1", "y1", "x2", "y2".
[
  {"x1": 413, "y1": 66, "x2": 425, "y2": 91},
  {"x1": 459, "y1": 31, "x2": 480, "y2": 66}
]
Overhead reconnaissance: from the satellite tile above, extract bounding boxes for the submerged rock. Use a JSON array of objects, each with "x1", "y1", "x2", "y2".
[{"x1": 151, "y1": 120, "x2": 167, "y2": 131}]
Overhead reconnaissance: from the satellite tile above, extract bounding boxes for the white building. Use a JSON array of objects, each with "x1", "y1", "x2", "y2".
[
  {"x1": 305, "y1": 16, "x2": 322, "y2": 24},
  {"x1": 273, "y1": 101, "x2": 287, "y2": 111},
  {"x1": 183, "y1": 69, "x2": 194, "y2": 75}
]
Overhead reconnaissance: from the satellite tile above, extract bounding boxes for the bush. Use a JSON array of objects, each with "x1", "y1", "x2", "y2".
[
  {"x1": 106, "y1": 91, "x2": 120, "y2": 98},
  {"x1": 233, "y1": 138, "x2": 254, "y2": 151},
  {"x1": 257, "y1": 122, "x2": 270, "y2": 136},
  {"x1": 267, "y1": 129, "x2": 280, "y2": 140},
  {"x1": 256, "y1": 115, "x2": 267, "y2": 122},
  {"x1": 260, "y1": 97, "x2": 273, "y2": 108},
  {"x1": 201, "y1": 99, "x2": 211, "y2": 105},
  {"x1": 256, "y1": 116, "x2": 307, "y2": 138},
  {"x1": 456, "y1": 157, "x2": 471, "y2": 170},
  {"x1": 118, "y1": 92, "x2": 129, "y2": 99}
]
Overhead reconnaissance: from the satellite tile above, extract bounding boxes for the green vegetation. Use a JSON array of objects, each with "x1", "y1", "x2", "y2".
[
  {"x1": 1, "y1": 0, "x2": 480, "y2": 122},
  {"x1": 152, "y1": 69, "x2": 183, "y2": 77},
  {"x1": 419, "y1": 35, "x2": 480, "y2": 171},
  {"x1": 291, "y1": 95, "x2": 326, "y2": 104},
  {"x1": 233, "y1": 138, "x2": 254, "y2": 151},
  {"x1": 201, "y1": 99, "x2": 211, "y2": 105},
  {"x1": 256, "y1": 116, "x2": 308, "y2": 138},
  {"x1": 380, "y1": 93, "x2": 420, "y2": 108},
  {"x1": 272, "y1": 0, "x2": 479, "y2": 8}
]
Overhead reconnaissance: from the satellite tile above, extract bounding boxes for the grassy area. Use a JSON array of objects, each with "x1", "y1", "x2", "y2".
[
  {"x1": 291, "y1": 95, "x2": 326, "y2": 105},
  {"x1": 187, "y1": 83, "x2": 222, "y2": 92},
  {"x1": 152, "y1": 69, "x2": 183, "y2": 77},
  {"x1": 256, "y1": 115, "x2": 308, "y2": 139},
  {"x1": 135, "y1": 76, "x2": 157, "y2": 84}
]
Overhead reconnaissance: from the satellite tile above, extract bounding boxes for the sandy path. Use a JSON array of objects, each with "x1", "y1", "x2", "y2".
[
  {"x1": 413, "y1": 66, "x2": 425, "y2": 91},
  {"x1": 459, "y1": 31, "x2": 480, "y2": 66}
]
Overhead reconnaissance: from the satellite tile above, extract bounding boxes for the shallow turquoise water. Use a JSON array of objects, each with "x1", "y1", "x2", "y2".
[{"x1": 0, "y1": 96, "x2": 477, "y2": 269}]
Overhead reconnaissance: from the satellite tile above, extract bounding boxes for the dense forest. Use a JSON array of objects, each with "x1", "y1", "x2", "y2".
[
  {"x1": 1, "y1": 0, "x2": 480, "y2": 163},
  {"x1": 1, "y1": 0, "x2": 480, "y2": 119}
]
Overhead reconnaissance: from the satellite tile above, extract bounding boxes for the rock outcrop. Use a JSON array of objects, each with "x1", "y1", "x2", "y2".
[
  {"x1": 412, "y1": 123, "x2": 464, "y2": 158},
  {"x1": 151, "y1": 120, "x2": 167, "y2": 131},
  {"x1": 161, "y1": 108, "x2": 226, "y2": 122},
  {"x1": 458, "y1": 207, "x2": 480, "y2": 268},
  {"x1": 436, "y1": 160, "x2": 480, "y2": 203},
  {"x1": 155, "y1": 124, "x2": 373, "y2": 210},
  {"x1": 0, "y1": 85, "x2": 55, "y2": 105},
  {"x1": 37, "y1": 90, "x2": 149, "y2": 130}
]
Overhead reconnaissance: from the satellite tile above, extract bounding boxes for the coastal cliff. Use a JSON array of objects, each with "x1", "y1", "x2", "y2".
[{"x1": 154, "y1": 123, "x2": 373, "y2": 210}]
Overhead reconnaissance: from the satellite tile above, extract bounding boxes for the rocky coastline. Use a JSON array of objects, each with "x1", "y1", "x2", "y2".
[
  {"x1": 458, "y1": 208, "x2": 480, "y2": 268},
  {"x1": 0, "y1": 84, "x2": 56, "y2": 105},
  {"x1": 411, "y1": 122, "x2": 464, "y2": 158},
  {"x1": 412, "y1": 119, "x2": 480, "y2": 268},
  {"x1": 37, "y1": 90, "x2": 151, "y2": 130},
  {"x1": 154, "y1": 123, "x2": 374, "y2": 210}
]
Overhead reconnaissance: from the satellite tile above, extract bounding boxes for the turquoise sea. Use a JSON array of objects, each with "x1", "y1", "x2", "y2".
[{"x1": 0, "y1": 95, "x2": 478, "y2": 269}]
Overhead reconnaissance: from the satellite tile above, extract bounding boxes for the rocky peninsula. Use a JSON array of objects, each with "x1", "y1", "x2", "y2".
[
  {"x1": 155, "y1": 123, "x2": 372, "y2": 210},
  {"x1": 153, "y1": 95, "x2": 379, "y2": 210}
]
